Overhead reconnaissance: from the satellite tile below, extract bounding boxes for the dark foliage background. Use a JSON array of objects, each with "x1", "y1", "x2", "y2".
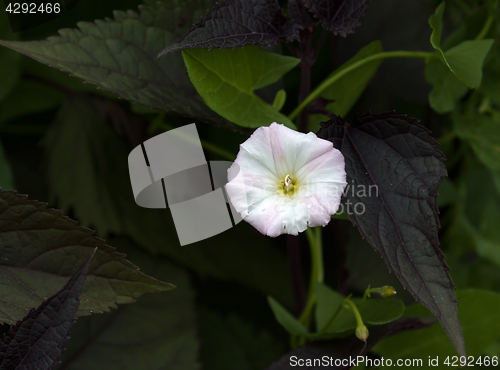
[{"x1": 0, "y1": 0, "x2": 500, "y2": 369}]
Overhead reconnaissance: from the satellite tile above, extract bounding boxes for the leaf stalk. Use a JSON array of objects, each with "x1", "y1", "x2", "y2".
[
  {"x1": 288, "y1": 51, "x2": 435, "y2": 121},
  {"x1": 291, "y1": 226, "x2": 323, "y2": 347}
]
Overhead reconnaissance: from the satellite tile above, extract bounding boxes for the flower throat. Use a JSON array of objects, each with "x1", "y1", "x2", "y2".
[{"x1": 278, "y1": 174, "x2": 298, "y2": 197}]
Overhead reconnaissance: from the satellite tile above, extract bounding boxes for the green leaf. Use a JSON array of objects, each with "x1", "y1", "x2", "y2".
[
  {"x1": 0, "y1": 189, "x2": 174, "y2": 326},
  {"x1": 0, "y1": 1, "x2": 236, "y2": 128},
  {"x1": 315, "y1": 283, "x2": 404, "y2": 336},
  {"x1": 444, "y1": 39, "x2": 495, "y2": 89},
  {"x1": 446, "y1": 252, "x2": 500, "y2": 294},
  {"x1": 43, "y1": 95, "x2": 294, "y2": 307},
  {"x1": 266, "y1": 317, "x2": 436, "y2": 370},
  {"x1": 480, "y1": 53, "x2": 500, "y2": 104},
  {"x1": 466, "y1": 201, "x2": 500, "y2": 267},
  {"x1": 328, "y1": 41, "x2": 383, "y2": 114},
  {"x1": 429, "y1": 2, "x2": 445, "y2": 51},
  {"x1": 182, "y1": 46, "x2": 299, "y2": 128},
  {"x1": 454, "y1": 113, "x2": 500, "y2": 173},
  {"x1": 314, "y1": 283, "x2": 345, "y2": 332},
  {"x1": 325, "y1": 40, "x2": 383, "y2": 117},
  {"x1": 441, "y1": 8, "x2": 491, "y2": 51},
  {"x1": 449, "y1": 167, "x2": 500, "y2": 268},
  {"x1": 0, "y1": 249, "x2": 95, "y2": 370},
  {"x1": 0, "y1": 141, "x2": 14, "y2": 190},
  {"x1": 428, "y1": 2, "x2": 494, "y2": 88},
  {"x1": 199, "y1": 307, "x2": 285, "y2": 370},
  {"x1": 309, "y1": 40, "x2": 383, "y2": 130},
  {"x1": 425, "y1": 58, "x2": 468, "y2": 114},
  {"x1": 272, "y1": 89, "x2": 287, "y2": 111},
  {"x1": 373, "y1": 290, "x2": 500, "y2": 362},
  {"x1": 58, "y1": 239, "x2": 199, "y2": 370},
  {"x1": 267, "y1": 296, "x2": 308, "y2": 336}
]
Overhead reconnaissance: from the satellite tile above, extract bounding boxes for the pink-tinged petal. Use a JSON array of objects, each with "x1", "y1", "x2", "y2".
[
  {"x1": 237, "y1": 124, "x2": 282, "y2": 179},
  {"x1": 267, "y1": 124, "x2": 336, "y2": 176},
  {"x1": 299, "y1": 197, "x2": 332, "y2": 227},
  {"x1": 299, "y1": 183, "x2": 343, "y2": 219},
  {"x1": 296, "y1": 146, "x2": 346, "y2": 185},
  {"x1": 226, "y1": 163, "x2": 276, "y2": 215},
  {"x1": 242, "y1": 195, "x2": 286, "y2": 237},
  {"x1": 243, "y1": 197, "x2": 308, "y2": 237}
]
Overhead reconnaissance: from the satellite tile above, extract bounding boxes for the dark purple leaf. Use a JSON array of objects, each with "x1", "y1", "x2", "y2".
[
  {"x1": 0, "y1": 189, "x2": 174, "y2": 326},
  {"x1": 303, "y1": 0, "x2": 373, "y2": 37},
  {"x1": 158, "y1": 0, "x2": 298, "y2": 57},
  {"x1": 0, "y1": 1, "x2": 244, "y2": 132},
  {"x1": 316, "y1": 113, "x2": 465, "y2": 358},
  {"x1": 266, "y1": 317, "x2": 436, "y2": 369},
  {"x1": 288, "y1": 0, "x2": 316, "y2": 31},
  {"x1": 0, "y1": 249, "x2": 96, "y2": 370}
]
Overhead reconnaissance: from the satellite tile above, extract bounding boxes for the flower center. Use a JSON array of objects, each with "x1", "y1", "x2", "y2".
[{"x1": 278, "y1": 174, "x2": 298, "y2": 197}]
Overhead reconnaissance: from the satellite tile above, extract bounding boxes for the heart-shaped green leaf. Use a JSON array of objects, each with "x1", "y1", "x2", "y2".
[
  {"x1": 182, "y1": 46, "x2": 299, "y2": 128},
  {"x1": 315, "y1": 283, "x2": 404, "y2": 336},
  {"x1": 309, "y1": 40, "x2": 383, "y2": 130},
  {"x1": 374, "y1": 290, "x2": 500, "y2": 360},
  {"x1": 267, "y1": 296, "x2": 308, "y2": 336},
  {"x1": 428, "y1": 2, "x2": 494, "y2": 88}
]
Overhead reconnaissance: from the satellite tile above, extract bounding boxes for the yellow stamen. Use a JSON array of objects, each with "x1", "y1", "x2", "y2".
[{"x1": 278, "y1": 174, "x2": 298, "y2": 197}]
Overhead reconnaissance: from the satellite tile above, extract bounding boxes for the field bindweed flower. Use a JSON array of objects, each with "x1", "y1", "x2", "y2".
[{"x1": 226, "y1": 123, "x2": 347, "y2": 237}]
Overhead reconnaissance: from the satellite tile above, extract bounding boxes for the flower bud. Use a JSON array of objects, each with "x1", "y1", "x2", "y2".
[
  {"x1": 355, "y1": 324, "x2": 369, "y2": 342},
  {"x1": 380, "y1": 285, "x2": 397, "y2": 298}
]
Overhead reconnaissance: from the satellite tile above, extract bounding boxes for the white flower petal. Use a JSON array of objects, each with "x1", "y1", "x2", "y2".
[
  {"x1": 226, "y1": 122, "x2": 347, "y2": 237},
  {"x1": 295, "y1": 143, "x2": 346, "y2": 184},
  {"x1": 225, "y1": 171, "x2": 274, "y2": 213}
]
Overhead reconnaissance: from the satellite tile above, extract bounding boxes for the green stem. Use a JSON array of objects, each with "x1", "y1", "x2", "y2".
[
  {"x1": 151, "y1": 118, "x2": 235, "y2": 160},
  {"x1": 292, "y1": 227, "x2": 322, "y2": 347},
  {"x1": 299, "y1": 227, "x2": 323, "y2": 324},
  {"x1": 198, "y1": 140, "x2": 236, "y2": 161},
  {"x1": 344, "y1": 297, "x2": 364, "y2": 328},
  {"x1": 305, "y1": 227, "x2": 324, "y2": 293},
  {"x1": 288, "y1": 51, "x2": 434, "y2": 121},
  {"x1": 476, "y1": 15, "x2": 495, "y2": 41},
  {"x1": 362, "y1": 285, "x2": 372, "y2": 301}
]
